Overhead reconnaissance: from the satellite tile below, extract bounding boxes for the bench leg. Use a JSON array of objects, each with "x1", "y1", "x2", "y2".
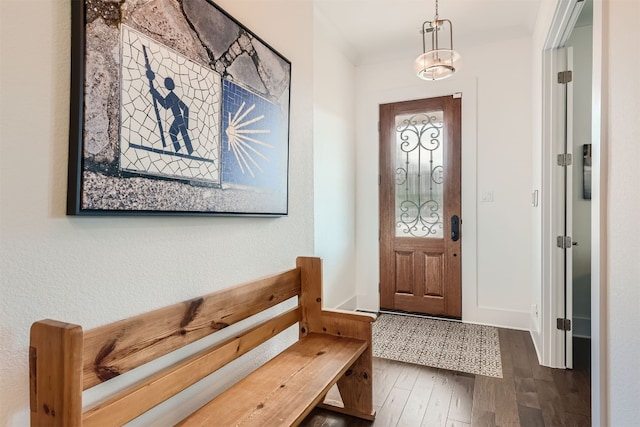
[{"x1": 319, "y1": 349, "x2": 375, "y2": 421}]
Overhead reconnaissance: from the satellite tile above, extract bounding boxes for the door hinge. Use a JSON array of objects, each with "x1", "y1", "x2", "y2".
[
  {"x1": 557, "y1": 153, "x2": 572, "y2": 166},
  {"x1": 558, "y1": 70, "x2": 573, "y2": 84},
  {"x1": 557, "y1": 235, "x2": 572, "y2": 249},
  {"x1": 557, "y1": 318, "x2": 572, "y2": 331}
]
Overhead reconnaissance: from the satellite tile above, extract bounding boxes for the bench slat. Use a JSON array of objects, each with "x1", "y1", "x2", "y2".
[
  {"x1": 177, "y1": 333, "x2": 368, "y2": 427},
  {"x1": 82, "y1": 267, "x2": 301, "y2": 389},
  {"x1": 82, "y1": 308, "x2": 301, "y2": 427}
]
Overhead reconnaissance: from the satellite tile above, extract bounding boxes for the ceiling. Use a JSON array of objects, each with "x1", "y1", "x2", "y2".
[{"x1": 315, "y1": 0, "x2": 544, "y2": 63}]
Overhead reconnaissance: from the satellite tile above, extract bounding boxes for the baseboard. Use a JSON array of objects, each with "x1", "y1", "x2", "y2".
[
  {"x1": 356, "y1": 293, "x2": 530, "y2": 330},
  {"x1": 529, "y1": 319, "x2": 543, "y2": 364},
  {"x1": 378, "y1": 309, "x2": 462, "y2": 323},
  {"x1": 336, "y1": 295, "x2": 358, "y2": 311},
  {"x1": 462, "y1": 305, "x2": 531, "y2": 331},
  {"x1": 355, "y1": 293, "x2": 380, "y2": 313}
]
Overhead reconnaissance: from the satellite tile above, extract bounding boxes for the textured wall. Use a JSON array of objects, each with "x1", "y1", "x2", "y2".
[
  {"x1": 0, "y1": 0, "x2": 314, "y2": 425},
  {"x1": 312, "y1": 10, "x2": 358, "y2": 310}
]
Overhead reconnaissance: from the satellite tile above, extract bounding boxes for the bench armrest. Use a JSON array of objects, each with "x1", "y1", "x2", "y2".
[
  {"x1": 321, "y1": 309, "x2": 376, "y2": 323},
  {"x1": 301, "y1": 309, "x2": 375, "y2": 343}
]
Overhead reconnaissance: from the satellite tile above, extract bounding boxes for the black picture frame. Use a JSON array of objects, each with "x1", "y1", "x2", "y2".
[{"x1": 68, "y1": 0, "x2": 291, "y2": 216}]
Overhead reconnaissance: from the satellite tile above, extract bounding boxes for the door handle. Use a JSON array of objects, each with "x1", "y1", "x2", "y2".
[{"x1": 451, "y1": 215, "x2": 460, "y2": 241}]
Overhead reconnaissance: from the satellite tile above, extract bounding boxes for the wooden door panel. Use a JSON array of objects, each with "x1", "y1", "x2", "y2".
[
  {"x1": 379, "y1": 96, "x2": 461, "y2": 318},
  {"x1": 391, "y1": 251, "x2": 446, "y2": 314},
  {"x1": 394, "y1": 251, "x2": 415, "y2": 295},
  {"x1": 424, "y1": 252, "x2": 444, "y2": 297}
]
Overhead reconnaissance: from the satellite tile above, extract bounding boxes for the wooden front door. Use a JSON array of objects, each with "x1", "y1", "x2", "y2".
[{"x1": 379, "y1": 95, "x2": 462, "y2": 318}]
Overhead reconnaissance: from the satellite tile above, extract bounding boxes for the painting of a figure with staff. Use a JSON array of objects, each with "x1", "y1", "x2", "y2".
[
  {"x1": 68, "y1": 0, "x2": 291, "y2": 216},
  {"x1": 119, "y1": 26, "x2": 220, "y2": 185}
]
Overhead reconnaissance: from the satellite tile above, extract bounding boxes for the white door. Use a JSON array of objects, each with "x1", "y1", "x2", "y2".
[{"x1": 555, "y1": 47, "x2": 574, "y2": 369}]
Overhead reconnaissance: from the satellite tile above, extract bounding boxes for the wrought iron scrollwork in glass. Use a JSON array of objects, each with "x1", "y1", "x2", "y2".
[{"x1": 394, "y1": 112, "x2": 445, "y2": 238}]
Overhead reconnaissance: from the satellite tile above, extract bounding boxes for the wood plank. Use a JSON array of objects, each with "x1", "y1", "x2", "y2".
[
  {"x1": 498, "y1": 328, "x2": 515, "y2": 379},
  {"x1": 561, "y1": 411, "x2": 591, "y2": 427},
  {"x1": 396, "y1": 366, "x2": 437, "y2": 426},
  {"x1": 471, "y1": 375, "x2": 496, "y2": 413},
  {"x1": 536, "y1": 388, "x2": 565, "y2": 427},
  {"x1": 514, "y1": 376, "x2": 541, "y2": 409},
  {"x1": 316, "y1": 402, "x2": 375, "y2": 421},
  {"x1": 177, "y1": 333, "x2": 367, "y2": 427},
  {"x1": 507, "y1": 329, "x2": 533, "y2": 378},
  {"x1": 551, "y1": 368, "x2": 591, "y2": 416},
  {"x1": 372, "y1": 358, "x2": 405, "y2": 410},
  {"x1": 470, "y1": 409, "x2": 496, "y2": 427},
  {"x1": 523, "y1": 330, "x2": 554, "y2": 382},
  {"x1": 421, "y1": 370, "x2": 455, "y2": 427},
  {"x1": 82, "y1": 308, "x2": 301, "y2": 427},
  {"x1": 447, "y1": 374, "x2": 474, "y2": 424},
  {"x1": 298, "y1": 256, "x2": 323, "y2": 337},
  {"x1": 321, "y1": 308, "x2": 377, "y2": 323},
  {"x1": 517, "y1": 404, "x2": 545, "y2": 427},
  {"x1": 494, "y1": 376, "x2": 520, "y2": 426},
  {"x1": 334, "y1": 346, "x2": 375, "y2": 419},
  {"x1": 82, "y1": 267, "x2": 301, "y2": 389},
  {"x1": 394, "y1": 363, "x2": 422, "y2": 390},
  {"x1": 29, "y1": 320, "x2": 83, "y2": 427},
  {"x1": 374, "y1": 387, "x2": 410, "y2": 427}
]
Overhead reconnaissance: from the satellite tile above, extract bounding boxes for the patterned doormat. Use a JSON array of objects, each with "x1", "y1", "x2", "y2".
[{"x1": 372, "y1": 313, "x2": 503, "y2": 378}]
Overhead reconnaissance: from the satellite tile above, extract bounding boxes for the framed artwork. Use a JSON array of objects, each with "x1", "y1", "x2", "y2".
[{"x1": 68, "y1": 0, "x2": 291, "y2": 216}]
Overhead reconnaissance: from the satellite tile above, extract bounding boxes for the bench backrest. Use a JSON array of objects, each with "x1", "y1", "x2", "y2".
[{"x1": 29, "y1": 256, "x2": 322, "y2": 426}]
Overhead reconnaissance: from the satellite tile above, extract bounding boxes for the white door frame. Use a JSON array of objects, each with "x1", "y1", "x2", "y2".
[
  {"x1": 540, "y1": 0, "x2": 606, "y2": 424},
  {"x1": 589, "y1": 0, "x2": 607, "y2": 423}
]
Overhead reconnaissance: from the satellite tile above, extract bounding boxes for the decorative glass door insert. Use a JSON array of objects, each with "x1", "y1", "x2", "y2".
[{"x1": 394, "y1": 111, "x2": 444, "y2": 239}]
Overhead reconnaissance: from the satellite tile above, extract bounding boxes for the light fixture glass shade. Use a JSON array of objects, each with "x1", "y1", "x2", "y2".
[{"x1": 414, "y1": 48, "x2": 461, "y2": 80}]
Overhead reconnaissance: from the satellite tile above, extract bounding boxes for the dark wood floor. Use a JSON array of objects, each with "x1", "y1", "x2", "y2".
[{"x1": 301, "y1": 329, "x2": 591, "y2": 427}]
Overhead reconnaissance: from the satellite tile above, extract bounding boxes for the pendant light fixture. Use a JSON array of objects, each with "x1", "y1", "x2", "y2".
[{"x1": 414, "y1": 0, "x2": 460, "y2": 81}]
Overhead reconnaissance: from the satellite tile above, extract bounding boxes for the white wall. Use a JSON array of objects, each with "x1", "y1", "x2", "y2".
[
  {"x1": 605, "y1": 0, "x2": 640, "y2": 423},
  {"x1": 529, "y1": 0, "x2": 559, "y2": 356},
  {"x1": 312, "y1": 9, "x2": 358, "y2": 310},
  {"x1": 0, "y1": 0, "x2": 314, "y2": 425},
  {"x1": 567, "y1": 24, "x2": 593, "y2": 338},
  {"x1": 354, "y1": 36, "x2": 535, "y2": 329}
]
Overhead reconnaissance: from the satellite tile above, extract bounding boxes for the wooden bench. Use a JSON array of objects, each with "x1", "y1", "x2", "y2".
[{"x1": 29, "y1": 256, "x2": 376, "y2": 426}]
